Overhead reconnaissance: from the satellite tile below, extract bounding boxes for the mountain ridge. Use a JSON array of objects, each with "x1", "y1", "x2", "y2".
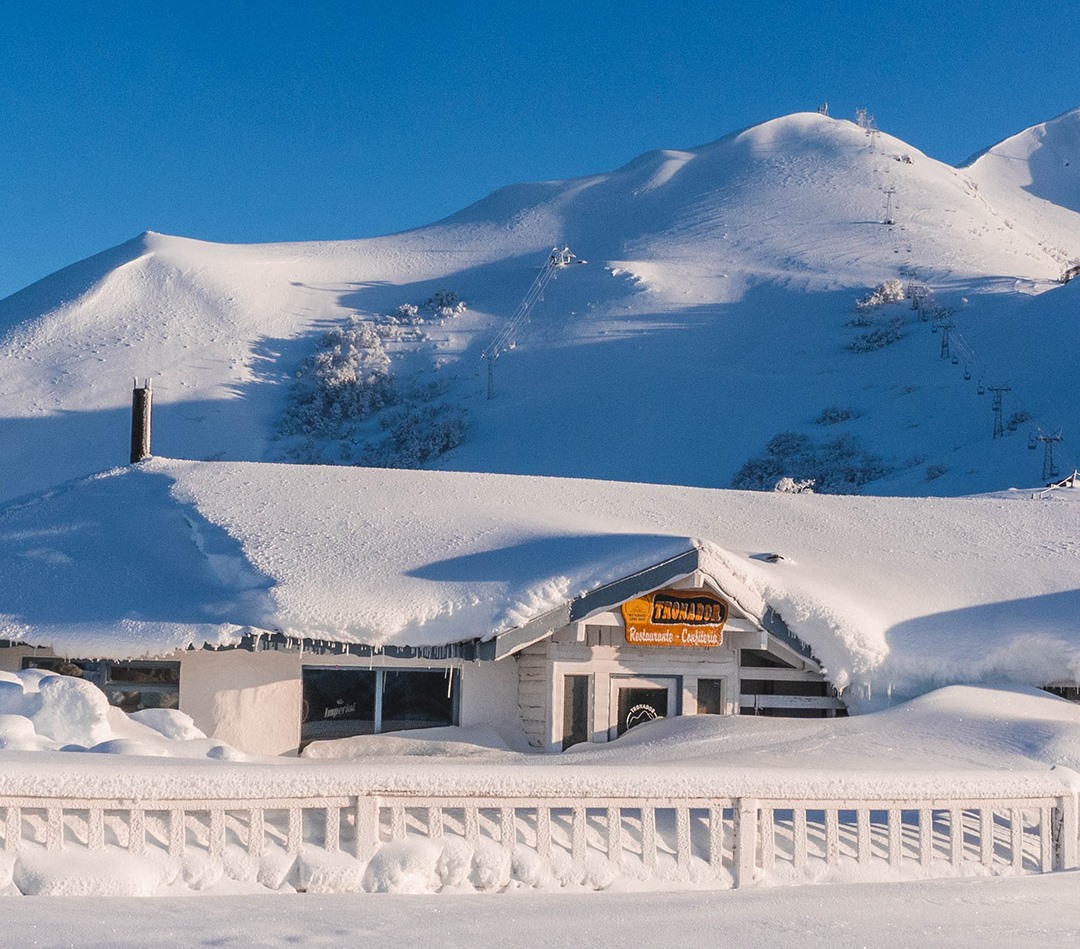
[{"x1": 0, "y1": 109, "x2": 1077, "y2": 504}]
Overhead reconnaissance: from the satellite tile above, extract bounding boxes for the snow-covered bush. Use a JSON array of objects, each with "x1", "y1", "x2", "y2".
[
  {"x1": 424, "y1": 289, "x2": 466, "y2": 318},
  {"x1": 815, "y1": 406, "x2": 859, "y2": 425},
  {"x1": 280, "y1": 319, "x2": 396, "y2": 438},
  {"x1": 774, "y1": 477, "x2": 816, "y2": 494},
  {"x1": 361, "y1": 404, "x2": 465, "y2": 468},
  {"x1": 855, "y1": 278, "x2": 905, "y2": 309},
  {"x1": 391, "y1": 303, "x2": 422, "y2": 324},
  {"x1": 732, "y1": 431, "x2": 892, "y2": 494},
  {"x1": 848, "y1": 321, "x2": 904, "y2": 353}
]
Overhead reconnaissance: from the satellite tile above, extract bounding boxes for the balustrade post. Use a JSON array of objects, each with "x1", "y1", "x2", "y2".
[
  {"x1": 248, "y1": 808, "x2": 266, "y2": 858},
  {"x1": 1010, "y1": 808, "x2": 1024, "y2": 871},
  {"x1": 287, "y1": 807, "x2": 303, "y2": 854},
  {"x1": 825, "y1": 809, "x2": 839, "y2": 866},
  {"x1": 919, "y1": 809, "x2": 933, "y2": 868},
  {"x1": 640, "y1": 807, "x2": 657, "y2": 871},
  {"x1": 88, "y1": 808, "x2": 105, "y2": 852},
  {"x1": 353, "y1": 797, "x2": 380, "y2": 863},
  {"x1": 758, "y1": 807, "x2": 774, "y2": 874},
  {"x1": 129, "y1": 809, "x2": 146, "y2": 855},
  {"x1": 46, "y1": 807, "x2": 63, "y2": 852},
  {"x1": 325, "y1": 805, "x2": 341, "y2": 853},
  {"x1": 4, "y1": 807, "x2": 20, "y2": 854},
  {"x1": 733, "y1": 798, "x2": 758, "y2": 888},
  {"x1": 571, "y1": 807, "x2": 587, "y2": 864},
  {"x1": 607, "y1": 807, "x2": 623, "y2": 867},
  {"x1": 1054, "y1": 795, "x2": 1078, "y2": 871},
  {"x1": 675, "y1": 807, "x2": 691, "y2": 874},
  {"x1": 500, "y1": 807, "x2": 515, "y2": 850},
  {"x1": 888, "y1": 808, "x2": 902, "y2": 868},
  {"x1": 857, "y1": 808, "x2": 872, "y2": 866},
  {"x1": 168, "y1": 808, "x2": 185, "y2": 861}
]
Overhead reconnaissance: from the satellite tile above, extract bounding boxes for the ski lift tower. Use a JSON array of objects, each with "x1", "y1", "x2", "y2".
[{"x1": 482, "y1": 246, "x2": 585, "y2": 399}]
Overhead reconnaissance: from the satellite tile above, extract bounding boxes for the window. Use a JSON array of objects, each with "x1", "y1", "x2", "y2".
[
  {"x1": 697, "y1": 678, "x2": 724, "y2": 715},
  {"x1": 301, "y1": 667, "x2": 459, "y2": 744},
  {"x1": 20, "y1": 658, "x2": 180, "y2": 713},
  {"x1": 562, "y1": 675, "x2": 590, "y2": 750},
  {"x1": 104, "y1": 662, "x2": 180, "y2": 713}
]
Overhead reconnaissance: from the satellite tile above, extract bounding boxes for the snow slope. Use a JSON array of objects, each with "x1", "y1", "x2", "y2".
[
  {"x1": 0, "y1": 111, "x2": 1078, "y2": 502},
  {"x1": 966, "y1": 107, "x2": 1080, "y2": 215}
]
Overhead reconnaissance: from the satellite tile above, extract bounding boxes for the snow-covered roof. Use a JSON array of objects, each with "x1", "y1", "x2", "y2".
[{"x1": 2, "y1": 458, "x2": 1079, "y2": 705}]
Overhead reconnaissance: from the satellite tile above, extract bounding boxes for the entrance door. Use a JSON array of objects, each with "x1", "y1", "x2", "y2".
[{"x1": 609, "y1": 676, "x2": 679, "y2": 739}]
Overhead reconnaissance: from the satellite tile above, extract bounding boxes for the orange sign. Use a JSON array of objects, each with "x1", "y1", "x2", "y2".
[{"x1": 620, "y1": 589, "x2": 728, "y2": 648}]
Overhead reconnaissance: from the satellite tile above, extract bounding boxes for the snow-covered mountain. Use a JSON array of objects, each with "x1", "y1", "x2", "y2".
[{"x1": 1, "y1": 109, "x2": 1078, "y2": 503}]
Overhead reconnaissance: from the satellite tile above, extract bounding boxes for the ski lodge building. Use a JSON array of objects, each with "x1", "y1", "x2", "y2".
[{"x1": 1, "y1": 458, "x2": 1078, "y2": 756}]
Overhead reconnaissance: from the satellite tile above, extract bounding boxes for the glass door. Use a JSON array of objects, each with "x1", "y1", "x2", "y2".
[{"x1": 609, "y1": 676, "x2": 679, "y2": 739}]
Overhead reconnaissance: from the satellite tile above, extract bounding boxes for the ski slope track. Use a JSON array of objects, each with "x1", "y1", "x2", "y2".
[{"x1": 1, "y1": 110, "x2": 1078, "y2": 502}]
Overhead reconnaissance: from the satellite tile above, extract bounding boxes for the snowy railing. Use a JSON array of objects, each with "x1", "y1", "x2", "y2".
[{"x1": 1, "y1": 788, "x2": 1076, "y2": 889}]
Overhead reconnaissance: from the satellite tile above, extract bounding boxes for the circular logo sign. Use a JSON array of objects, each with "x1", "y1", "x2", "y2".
[{"x1": 625, "y1": 703, "x2": 661, "y2": 730}]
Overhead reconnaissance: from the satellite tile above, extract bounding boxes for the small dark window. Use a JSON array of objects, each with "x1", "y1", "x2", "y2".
[
  {"x1": 697, "y1": 678, "x2": 724, "y2": 715},
  {"x1": 103, "y1": 662, "x2": 180, "y2": 712},
  {"x1": 1044, "y1": 686, "x2": 1080, "y2": 702},
  {"x1": 21, "y1": 658, "x2": 180, "y2": 713},
  {"x1": 562, "y1": 675, "x2": 590, "y2": 750}
]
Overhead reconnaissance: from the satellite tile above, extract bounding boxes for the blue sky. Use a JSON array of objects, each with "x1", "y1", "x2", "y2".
[{"x1": 1, "y1": 0, "x2": 1077, "y2": 300}]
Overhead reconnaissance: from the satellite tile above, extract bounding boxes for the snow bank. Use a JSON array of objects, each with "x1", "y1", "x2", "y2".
[
  {"x1": 1, "y1": 686, "x2": 1079, "y2": 897},
  {"x1": 0, "y1": 668, "x2": 244, "y2": 759}
]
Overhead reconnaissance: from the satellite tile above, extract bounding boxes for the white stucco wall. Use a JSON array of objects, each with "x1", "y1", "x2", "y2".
[
  {"x1": 179, "y1": 649, "x2": 303, "y2": 756},
  {"x1": 0, "y1": 645, "x2": 40, "y2": 675}
]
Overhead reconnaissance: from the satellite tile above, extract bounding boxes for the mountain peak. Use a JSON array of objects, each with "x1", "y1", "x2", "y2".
[{"x1": 965, "y1": 108, "x2": 1080, "y2": 213}]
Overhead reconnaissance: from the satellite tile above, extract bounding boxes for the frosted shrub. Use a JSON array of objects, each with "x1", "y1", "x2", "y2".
[
  {"x1": 391, "y1": 303, "x2": 422, "y2": 324},
  {"x1": 848, "y1": 321, "x2": 904, "y2": 353},
  {"x1": 362, "y1": 404, "x2": 465, "y2": 468},
  {"x1": 855, "y1": 278, "x2": 905, "y2": 309},
  {"x1": 732, "y1": 431, "x2": 892, "y2": 494},
  {"x1": 774, "y1": 477, "x2": 816, "y2": 494},
  {"x1": 280, "y1": 319, "x2": 396, "y2": 438},
  {"x1": 424, "y1": 289, "x2": 466, "y2": 318},
  {"x1": 815, "y1": 406, "x2": 859, "y2": 425}
]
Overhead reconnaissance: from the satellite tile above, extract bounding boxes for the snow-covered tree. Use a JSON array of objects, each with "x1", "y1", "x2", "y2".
[{"x1": 280, "y1": 319, "x2": 396, "y2": 438}]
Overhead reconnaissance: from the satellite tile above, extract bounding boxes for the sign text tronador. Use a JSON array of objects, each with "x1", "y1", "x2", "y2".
[{"x1": 620, "y1": 589, "x2": 728, "y2": 648}]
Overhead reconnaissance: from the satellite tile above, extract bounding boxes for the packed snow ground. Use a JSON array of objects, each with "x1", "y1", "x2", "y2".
[
  {"x1": 1, "y1": 110, "x2": 1078, "y2": 502},
  {"x1": 7, "y1": 874, "x2": 1080, "y2": 949}
]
